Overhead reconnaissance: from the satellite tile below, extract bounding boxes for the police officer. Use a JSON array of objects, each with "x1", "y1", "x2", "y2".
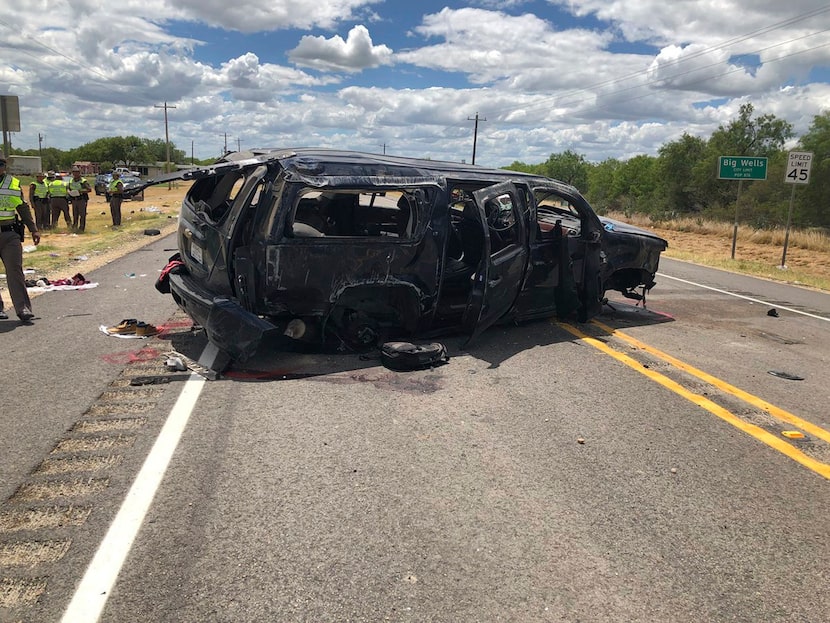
[
  {"x1": 68, "y1": 166, "x2": 92, "y2": 232},
  {"x1": 28, "y1": 171, "x2": 51, "y2": 230},
  {"x1": 108, "y1": 170, "x2": 125, "y2": 228},
  {"x1": 47, "y1": 170, "x2": 71, "y2": 229},
  {"x1": 0, "y1": 156, "x2": 40, "y2": 323}
]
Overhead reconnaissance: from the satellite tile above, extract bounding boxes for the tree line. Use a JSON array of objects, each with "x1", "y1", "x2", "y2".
[
  {"x1": 505, "y1": 104, "x2": 830, "y2": 230},
  {"x1": 9, "y1": 136, "x2": 214, "y2": 174}
]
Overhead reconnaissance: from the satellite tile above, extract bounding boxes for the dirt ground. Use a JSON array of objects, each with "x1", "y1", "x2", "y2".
[{"x1": 21, "y1": 183, "x2": 189, "y2": 279}]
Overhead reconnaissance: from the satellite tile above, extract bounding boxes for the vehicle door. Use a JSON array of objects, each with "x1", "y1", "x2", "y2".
[
  {"x1": 462, "y1": 181, "x2": 529, "y2": 343},
  {"x1": 180, "y1": 165, "x2": 268, "y2": 303},
  {"x1": 531, "y1": 183, "x2": 604, "y2": 321}
]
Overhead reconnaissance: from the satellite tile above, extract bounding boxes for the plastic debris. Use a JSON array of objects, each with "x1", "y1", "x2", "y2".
[
  {"x1": 781, "y1": 431, "x2": 805, "y2": 439},
  {"x1": 165, "y1": 356, "x2": 187, "y2": 372},
  {"x1": 768, "y1": 370, "x2": 805, "y2": 381}
]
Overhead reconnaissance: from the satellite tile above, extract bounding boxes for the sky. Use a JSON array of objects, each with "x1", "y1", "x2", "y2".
[{"x1": 1, "y1": 0, "x2": 829, "y2": 168}]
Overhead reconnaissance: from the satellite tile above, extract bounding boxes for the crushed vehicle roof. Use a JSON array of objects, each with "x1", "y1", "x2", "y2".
[{"x1": 140, "y1": 148, "x2": 581, "y2": 194}]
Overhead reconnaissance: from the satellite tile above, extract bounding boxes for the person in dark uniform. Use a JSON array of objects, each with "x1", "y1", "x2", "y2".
[
  {"x1": 0, "y1": 156, "x2": 40, "y2": 323},
  {"x1": 28, "y1": 171, "x2": 51, "y2": 230},
  {"x1": 68, "y1": 166, "x2": 92, "y2": 232},
  {"x1": 108, "y1": 170, "x2": 124, "y2": 227}
]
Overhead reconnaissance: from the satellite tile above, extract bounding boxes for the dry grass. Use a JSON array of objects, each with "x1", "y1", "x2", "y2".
[
  {"x1": 18, "y1": 183, "x2": 189, "y2": 279},
  {"x1": 608, "y1": 211, "x2": 830, "y2": 291}
]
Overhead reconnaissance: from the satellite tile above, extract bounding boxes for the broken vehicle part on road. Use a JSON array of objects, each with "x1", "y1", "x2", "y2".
[{"x1": 140, "y1": 149, "x2": 667, "y2": 368}]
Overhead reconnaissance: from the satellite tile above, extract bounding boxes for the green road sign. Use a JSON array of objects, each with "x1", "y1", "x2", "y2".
[{"x1": 718, "y1": 156, "x2": 768, "y2": 180}]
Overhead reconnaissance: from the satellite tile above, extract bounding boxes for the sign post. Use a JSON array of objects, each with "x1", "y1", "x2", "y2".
[
  {"x1": 0, "y1": 95, "x2": 22, "y2": 159},
  {"x1": 780, "y1": 151, "x2": 813, "y2": 268},
  {"x1": 718, "y1": 156, "x2": 768, "y2": 259}
]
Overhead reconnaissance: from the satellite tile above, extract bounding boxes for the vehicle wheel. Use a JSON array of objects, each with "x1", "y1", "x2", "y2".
[
  {"x1": 136, "y1": 192, "x2": 144, "y2": 201},
  {"x1": 330, "y1": 309, "x2": 380, "y2": 351}
]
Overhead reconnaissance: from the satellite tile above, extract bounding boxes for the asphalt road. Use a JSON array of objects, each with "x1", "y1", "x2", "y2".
[{"x1": 1, "y1": 248, "x2": 829, "y2": 623}]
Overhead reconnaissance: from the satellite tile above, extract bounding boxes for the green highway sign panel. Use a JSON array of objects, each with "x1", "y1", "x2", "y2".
[{"x1": 718, "y1": 156, "x2": 768, "y2": 180}]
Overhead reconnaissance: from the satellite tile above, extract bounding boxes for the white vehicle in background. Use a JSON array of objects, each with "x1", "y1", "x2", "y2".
[{"x1": 114, "y1": 166, "x2": 140, "y2": 177}]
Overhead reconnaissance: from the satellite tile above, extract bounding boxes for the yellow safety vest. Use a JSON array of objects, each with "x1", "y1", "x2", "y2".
[
  {"x1": 68, "y1": 177, "x2": 90, "y2": 198},
  {"x1": 0, "y1": 174, "x2": 23, "y2": 221},
  {"x1": 108, "y1": 179, "x2": 123, "y2": 194},
  {"x1": 31, "y1": 180, "x2": 49, "y2": 199},
  {"x1": 48, "y1": 178, "x2": 68, "y2": 198}
]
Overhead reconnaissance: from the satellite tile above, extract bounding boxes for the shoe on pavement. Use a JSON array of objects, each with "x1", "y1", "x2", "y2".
[
  {"x1": 134, "y1": 322, "x2": 160, "y2": 337},
  {"x1": 107, "y1": 318, "x2": 138, "y2": 334},
  {"x1": 19, "y1": 308, "x2": 35, "y2": 324}
]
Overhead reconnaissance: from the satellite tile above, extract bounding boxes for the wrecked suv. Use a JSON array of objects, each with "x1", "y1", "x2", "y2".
[{"x1": 151, "y1": 149, "x2": 667, "y2": 363}]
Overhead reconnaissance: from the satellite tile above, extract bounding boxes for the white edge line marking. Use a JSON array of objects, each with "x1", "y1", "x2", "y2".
[
  {"x1": 660, "y1": 273, "x2": 830, "y2": 323},
  {"x1": 61, "y1": 373, "x2": 207, "y2": 623}
]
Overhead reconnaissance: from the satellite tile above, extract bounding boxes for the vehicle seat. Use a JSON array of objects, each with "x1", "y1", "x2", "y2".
[
  {"x1": 444, "y1": 200, "x2": 483, "y2": 280},
  {"x1": 397, "y1": 195, "x2": 415, "y2": 238}
]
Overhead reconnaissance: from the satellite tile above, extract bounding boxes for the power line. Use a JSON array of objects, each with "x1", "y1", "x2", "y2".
[
  {"x1": 423, "y1": 6, "x2": 830, "y2": 154},
  {"x1": 484, "y1": 5, "x2": 830, "y2": 121},
  {"x1": 0, "y1": 18, "x2": 158, "y2": 107}
]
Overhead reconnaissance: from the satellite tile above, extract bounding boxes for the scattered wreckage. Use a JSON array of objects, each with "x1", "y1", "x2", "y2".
[{"x1": 146, "y1": 149, "x2": 667, "y2": 368}]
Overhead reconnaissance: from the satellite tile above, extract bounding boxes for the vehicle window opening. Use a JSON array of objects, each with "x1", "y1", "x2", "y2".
[
  {"x1": 485, "y1": 193, "x2": 520, "y2": 254},
  {"x1": 188, "y1": 171, "x2": 245, "y2": 222},
  {"x1": 535, "y1": 190, "x2": 581, "y2": 238},
  {"x1": 441, "y1": 188, "x2": 485, "y2": 301},
  {"x1": 287, "y1": 188, "x2": 422, "y2": 239}
]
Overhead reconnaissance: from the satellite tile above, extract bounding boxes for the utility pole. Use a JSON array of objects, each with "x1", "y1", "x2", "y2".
[
  {"x1": 38, "y1": 133, "x2": 44, "y2": 168},
  {"x1": 191, "y1": 140, "x2": 194, "y2": 167},
  {"x1": 379, "y1": 143, "x2": 386, "y2": 155},
  {"x1": 154, "y1": 101, "x2": 177, "y2": 187},
  {"x1": 237, "y1": 137, "x2": 241, "y2": 152},
  {"x1": 223, "y1": 133, "x2": 228, "y2": 154},
  {"x1": 467, "y1": 112, "x2": 486, "y2": 165}
]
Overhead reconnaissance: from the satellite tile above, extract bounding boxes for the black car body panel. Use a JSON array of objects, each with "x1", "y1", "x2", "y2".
[{"x1": 147, "y1": 149, "x2": 667, "y2": 364}]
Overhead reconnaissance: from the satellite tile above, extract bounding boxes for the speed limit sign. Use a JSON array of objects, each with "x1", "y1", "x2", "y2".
[{"x1": 784, "y1": 151, "x2": 813, "y2": 184}]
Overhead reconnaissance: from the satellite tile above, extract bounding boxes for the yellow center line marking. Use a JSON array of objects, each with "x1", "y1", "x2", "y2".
[
  {"x1": 591, "y1": 319, "x2": 830, "y2": 445},
  {"x1": 555, "y1": 322, "x2": 830, "y2": 481}
]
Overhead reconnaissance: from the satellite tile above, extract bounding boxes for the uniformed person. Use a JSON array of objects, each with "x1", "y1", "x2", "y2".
[
  {"x1": 47, "y1": 170, "x2": 71, "y2": 229},
  {"x1": 108, "y1": 170, "x2": 125, "y2": 227},
  {"x1": 28, "y1": 171, "x2": 51, "y2": 230},
  {"x1": 0, "y1": 156, "x2": 40, "y2": 323},
  {"x1": 67, "y1": 166, "x2": 92, "y2": 232}
]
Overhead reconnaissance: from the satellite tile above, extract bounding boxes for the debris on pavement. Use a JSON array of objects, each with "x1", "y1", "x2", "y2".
[
  {"x1": 100, "y1": 319, "x2": 161, "y2": 338},
  {"x1": 767, "y1": 370, "x2": 805, "y2": 381}
]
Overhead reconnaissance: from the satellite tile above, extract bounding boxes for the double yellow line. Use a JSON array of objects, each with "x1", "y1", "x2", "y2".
[{"x1": 556, "y1": 320, "x2": 830, "y2": 480}]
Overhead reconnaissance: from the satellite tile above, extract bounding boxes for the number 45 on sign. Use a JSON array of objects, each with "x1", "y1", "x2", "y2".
[{"x1": 784, "y1": 151, "x2": 813, "y2": 184}]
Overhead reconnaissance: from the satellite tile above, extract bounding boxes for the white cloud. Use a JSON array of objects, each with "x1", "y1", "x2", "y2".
[
  {"x1": 1, "y1": 1, "x2": 828, "y2": 165},
  {"x1": 288, "y1": 25, "x2": 393, "y2": 72},
  {"x1": 153, "y1": 0, "x2": 384, "y2": 33}
]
